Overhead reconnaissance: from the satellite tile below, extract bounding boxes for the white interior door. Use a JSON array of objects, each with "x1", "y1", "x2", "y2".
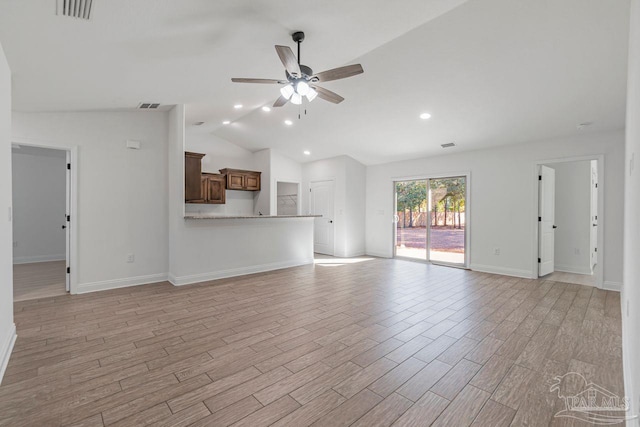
[
  {"x1": 538, "y1": 165, "x2": 556, "y2": 276},
  {"x1": 590, "y1": 162, "x2": 598, "y2": 271},
  {"x1": 310, "y1": 180, "x2": 334, "y2": 255},
  {"x1": 65, "y1": 151, "x2": 71, "y2": 292}
]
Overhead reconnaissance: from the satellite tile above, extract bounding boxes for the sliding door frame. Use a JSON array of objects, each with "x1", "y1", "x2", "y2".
[{"x1": 392, "y1": 171, "x2": 471, "y2": 269}]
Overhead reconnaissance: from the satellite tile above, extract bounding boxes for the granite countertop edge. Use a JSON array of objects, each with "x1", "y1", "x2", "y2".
[{"x1": 184, "y1": 214, "x2": 321, "y2": 220}]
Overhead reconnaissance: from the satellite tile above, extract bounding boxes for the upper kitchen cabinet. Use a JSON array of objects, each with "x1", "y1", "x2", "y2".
[
  {"x1": 185, "y1": 152, "x2": 206, "y2": 203},
  {"x1": 219, "y1": 168, "x2": 261, "y2": 191}
]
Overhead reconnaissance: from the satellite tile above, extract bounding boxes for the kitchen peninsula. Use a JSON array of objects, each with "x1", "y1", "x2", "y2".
[{"x1": 169, "y1": 149, "x2": 317, "y2": 286}]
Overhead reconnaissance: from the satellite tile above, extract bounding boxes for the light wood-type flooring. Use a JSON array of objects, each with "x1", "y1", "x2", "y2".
[
  {"x1": 13, "y1": 260, "x2": 67, "y2": 302},
  {"x1": 0, "y1": 258, "x2": 625, "y2": 426}
]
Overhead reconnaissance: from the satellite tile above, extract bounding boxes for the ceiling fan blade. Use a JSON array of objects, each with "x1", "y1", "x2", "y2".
[
  {"x1": 275, "y1": 45, "x2": 301, "y2": 77},
  {"x1": 231, "y1": 78, "x2": 286, "y2": 84},
  {"x1": 273, "y1": 95, "x2": 289, "y2": 107},
  {"x1": 313, "y1": 64, "x2": 363, "y2": 83},
  {"x1": 312, "y1": 85, "x2": 345, "y2": 104}
]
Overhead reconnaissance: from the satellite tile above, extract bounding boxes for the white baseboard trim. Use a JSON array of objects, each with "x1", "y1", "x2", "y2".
[
  {"x1": 13, "y1": 254, "x2": 65, "y2": 264},
  {"x1": 364, "y1": 250, "x2": 392, "y2": 259},
  {"x1": 554, "y1": 264, "x2": 593, "y2": 275},
  {"x1": 76, "y1": 273, "x2": 169, "y2": 294},
  {"x1": 603, "y1": 281, "x2": 623, "y2": 292},
  {"x1": 0, "y1": 323, "x2": 17, "y2": 384},
  {"x1": 470, "y1": 263, "x2": 534, "y2": 279},
  {"x1": 169, "y1": 259, "x2": 314, "y2": 287},
  {"x1": 334, "y1": 250, "x2": 366, "y2": 258}
]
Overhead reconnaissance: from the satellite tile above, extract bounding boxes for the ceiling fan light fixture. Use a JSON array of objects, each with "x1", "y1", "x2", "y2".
[
  {"x1": 306, "y1": 87, "x2": 318, "y2": 102},
  {"x1": 291, "y1": 92, "x2": 303, "y2": 105},
  {"x1": 280, "y1": 84, "x2": 295, "y2": 100},
  {"x1": 296, "y1": 80, "x2": 310, "y2": 96}
]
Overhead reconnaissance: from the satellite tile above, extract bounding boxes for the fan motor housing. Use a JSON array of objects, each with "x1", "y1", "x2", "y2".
[{"x1": 286, "y1": 65, "x2": 314, "y2": 82}]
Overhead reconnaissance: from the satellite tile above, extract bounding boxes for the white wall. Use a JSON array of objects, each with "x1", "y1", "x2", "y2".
[
  {"x1": 622, "y1": 0, "x2": 640, "y2": 422},
  {"x1": 168, "y1": 106, "x2": 314, "y2": 285},
  {"x1": 12, "y1": 111, "x2": 169, "y2": 293},
  {"x1": 549, "y1": 161, "x2": 592, "y2": 275},
  {"x1": 366, "y1": 130, "x2": 624, "y2": 284},
  {"x1": 12, "y1": 149, "x2": 66, "y2": 263},
  {"x1": 0, "y1": 41, "x2": 16, "y2": 383},
  {"x1": 302, "y1": 155, "x2": 366, "y2": 257}
]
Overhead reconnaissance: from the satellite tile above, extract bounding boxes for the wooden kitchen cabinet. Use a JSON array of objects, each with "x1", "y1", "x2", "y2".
[
  {"x1": 185, "y1": 152, "x2": 206, "y2": 202},
  {"x1": 201, "y1": 173, "x2": 226, "y2": 204},
  {"x1": 219, "y1": 168, "x2": 261, "y2": 191}
]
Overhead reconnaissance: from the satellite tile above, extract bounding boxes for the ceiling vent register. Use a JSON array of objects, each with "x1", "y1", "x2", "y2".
[
  {"x1": 441, "y1": 142, "x2": 456, "y2": 148},
  {"x1": 137, "y1": 103, "x2": 161, "y2": 110},
  {"x1": 57, "y1": 0, "x2": 93, "y2": 20}
]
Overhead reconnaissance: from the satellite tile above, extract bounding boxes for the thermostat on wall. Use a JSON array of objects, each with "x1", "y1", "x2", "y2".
[{"x1": 126, "y1": 140, "x2": 141, "y2": 150}]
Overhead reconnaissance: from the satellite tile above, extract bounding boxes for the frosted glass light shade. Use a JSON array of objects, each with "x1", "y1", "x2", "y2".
[
  {"x1": 291, "y1": 92, "x2": 303, "y2": 105},
  {"x1": 280, "y1": 84, "x2": 294, "y2": 99},
  {"x1": 296, "y1": 80, "x2": 310, "y2": 96},
  {"x1": 306, "y1": 87, "x2": 318, "y2": 102}
]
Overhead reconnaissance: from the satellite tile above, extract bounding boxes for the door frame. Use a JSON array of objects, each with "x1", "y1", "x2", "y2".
[
  {"x1": 391, "y1": 171, "x2": 471, "y2": 269},
  {"x1": 12, "y1": 137, "x2": 79, "y2": 295},
  {"x1": 531, "y1": 155, "x2": 604, "y2": 288},
  {"x1": 309, "y1": 178, "x2": 336, "y2": 256}
]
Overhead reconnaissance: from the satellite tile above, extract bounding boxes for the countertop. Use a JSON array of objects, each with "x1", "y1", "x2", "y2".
[{"x1": 184, "y1": 214, "x2": 321, "y2": 220}]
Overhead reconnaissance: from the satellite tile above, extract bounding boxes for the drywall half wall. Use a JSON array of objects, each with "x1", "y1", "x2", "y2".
[
  {"x1": 622, "y1": 0, "x2": 640, "y2": 422},
  {"x1": 12, "y1": 111, "x2": 169, "y2": 293},
  {"x1": 547, "y1": 161, "x2": 592, "y2": 275},
  {"x1": 12, "y1": 147, "x2": 66, "y2": 264},
  {"x1": 302, "y1": 155, "x2": 366, "y2": 257},
  {"x1": 366, "y1": 130, "x2": 624, "y2": 283},
  {"x1": 0, "y1": 41, "x2": 16, "y2": 383}
]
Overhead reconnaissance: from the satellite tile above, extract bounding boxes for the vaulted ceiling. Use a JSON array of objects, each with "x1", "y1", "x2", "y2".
[{"x1": 0, "y1": 0, "x2": 630, "y2": 164}]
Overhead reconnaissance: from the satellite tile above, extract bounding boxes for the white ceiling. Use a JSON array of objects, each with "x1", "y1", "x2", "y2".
[{"x1": 0, "y1": 0, "x2": 630, "y2": 165}]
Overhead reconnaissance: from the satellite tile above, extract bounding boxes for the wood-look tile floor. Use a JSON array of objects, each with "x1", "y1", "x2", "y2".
[
  {"x1": 0, "y1": 258, "x2": 624, "y2": 426},
  {"x1": 13, "y1": 260, "x2": 67, "y2": 302}
]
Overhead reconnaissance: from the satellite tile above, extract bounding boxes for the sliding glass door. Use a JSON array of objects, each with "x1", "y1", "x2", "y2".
[
  {"x1": 395, "y1": 180, "x2": 428, "y2": 260},
  {"x1": 395, "y1": 176, "x2": 467, "y2": 267}
]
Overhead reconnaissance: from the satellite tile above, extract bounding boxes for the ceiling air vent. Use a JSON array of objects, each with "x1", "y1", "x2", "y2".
[
  {"x1": 441, "y1": 142, "x2": 456, "y2": 148},
  {"x1": 137, "y1": 103, "x2": 161, "y2": 110},
  {"x1": 57, "y1": 0, "x2": 94, "y2": 20}
]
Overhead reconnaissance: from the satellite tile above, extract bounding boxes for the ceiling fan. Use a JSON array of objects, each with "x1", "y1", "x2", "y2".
[{"x1": 231, "y1": 31, "x2": 364, "y2": 108}]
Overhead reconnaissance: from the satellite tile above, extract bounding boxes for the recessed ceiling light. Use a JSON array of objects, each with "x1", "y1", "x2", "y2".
[
  {"x1": 303, "y1": 150, "x2": 311, "y2": 155},
  {"x1": 284, "y1": 120, "x2": 293, "y2": 126},
  {"x1": 222, "y1": 120, "x2": 231, "y2": 125},
  {"x1": 234, "y1": 104, "x2": 243, "y2": 109},
  {"x1": 420, "y1": 112, "x2": 432, "y2": 120},
  {"x1": 261, "y1": 106, "x2": 271, "y2": 112}
]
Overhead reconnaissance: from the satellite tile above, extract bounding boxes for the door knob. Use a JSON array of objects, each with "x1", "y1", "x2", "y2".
[
  {"x1": 329, "y1": 220, "x2": 333, "y2": 224},
  {"x1": 552, "y1": 225, "x2": 557, "y2": 229},
  {"x1": 593, "y1": 224, "x2": 598, "y2": 227},
  {"x1": 61, "y1": 225, "x2": 66, "y2": 229}
]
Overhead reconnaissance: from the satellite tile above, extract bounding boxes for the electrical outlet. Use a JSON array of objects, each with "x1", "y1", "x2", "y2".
[
  {"x1": 493, "y1": 247, "x2": 500, "y2": 256},
  {"x1": 126, "y1": 253, "x2": 135, "y2": 263}
]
